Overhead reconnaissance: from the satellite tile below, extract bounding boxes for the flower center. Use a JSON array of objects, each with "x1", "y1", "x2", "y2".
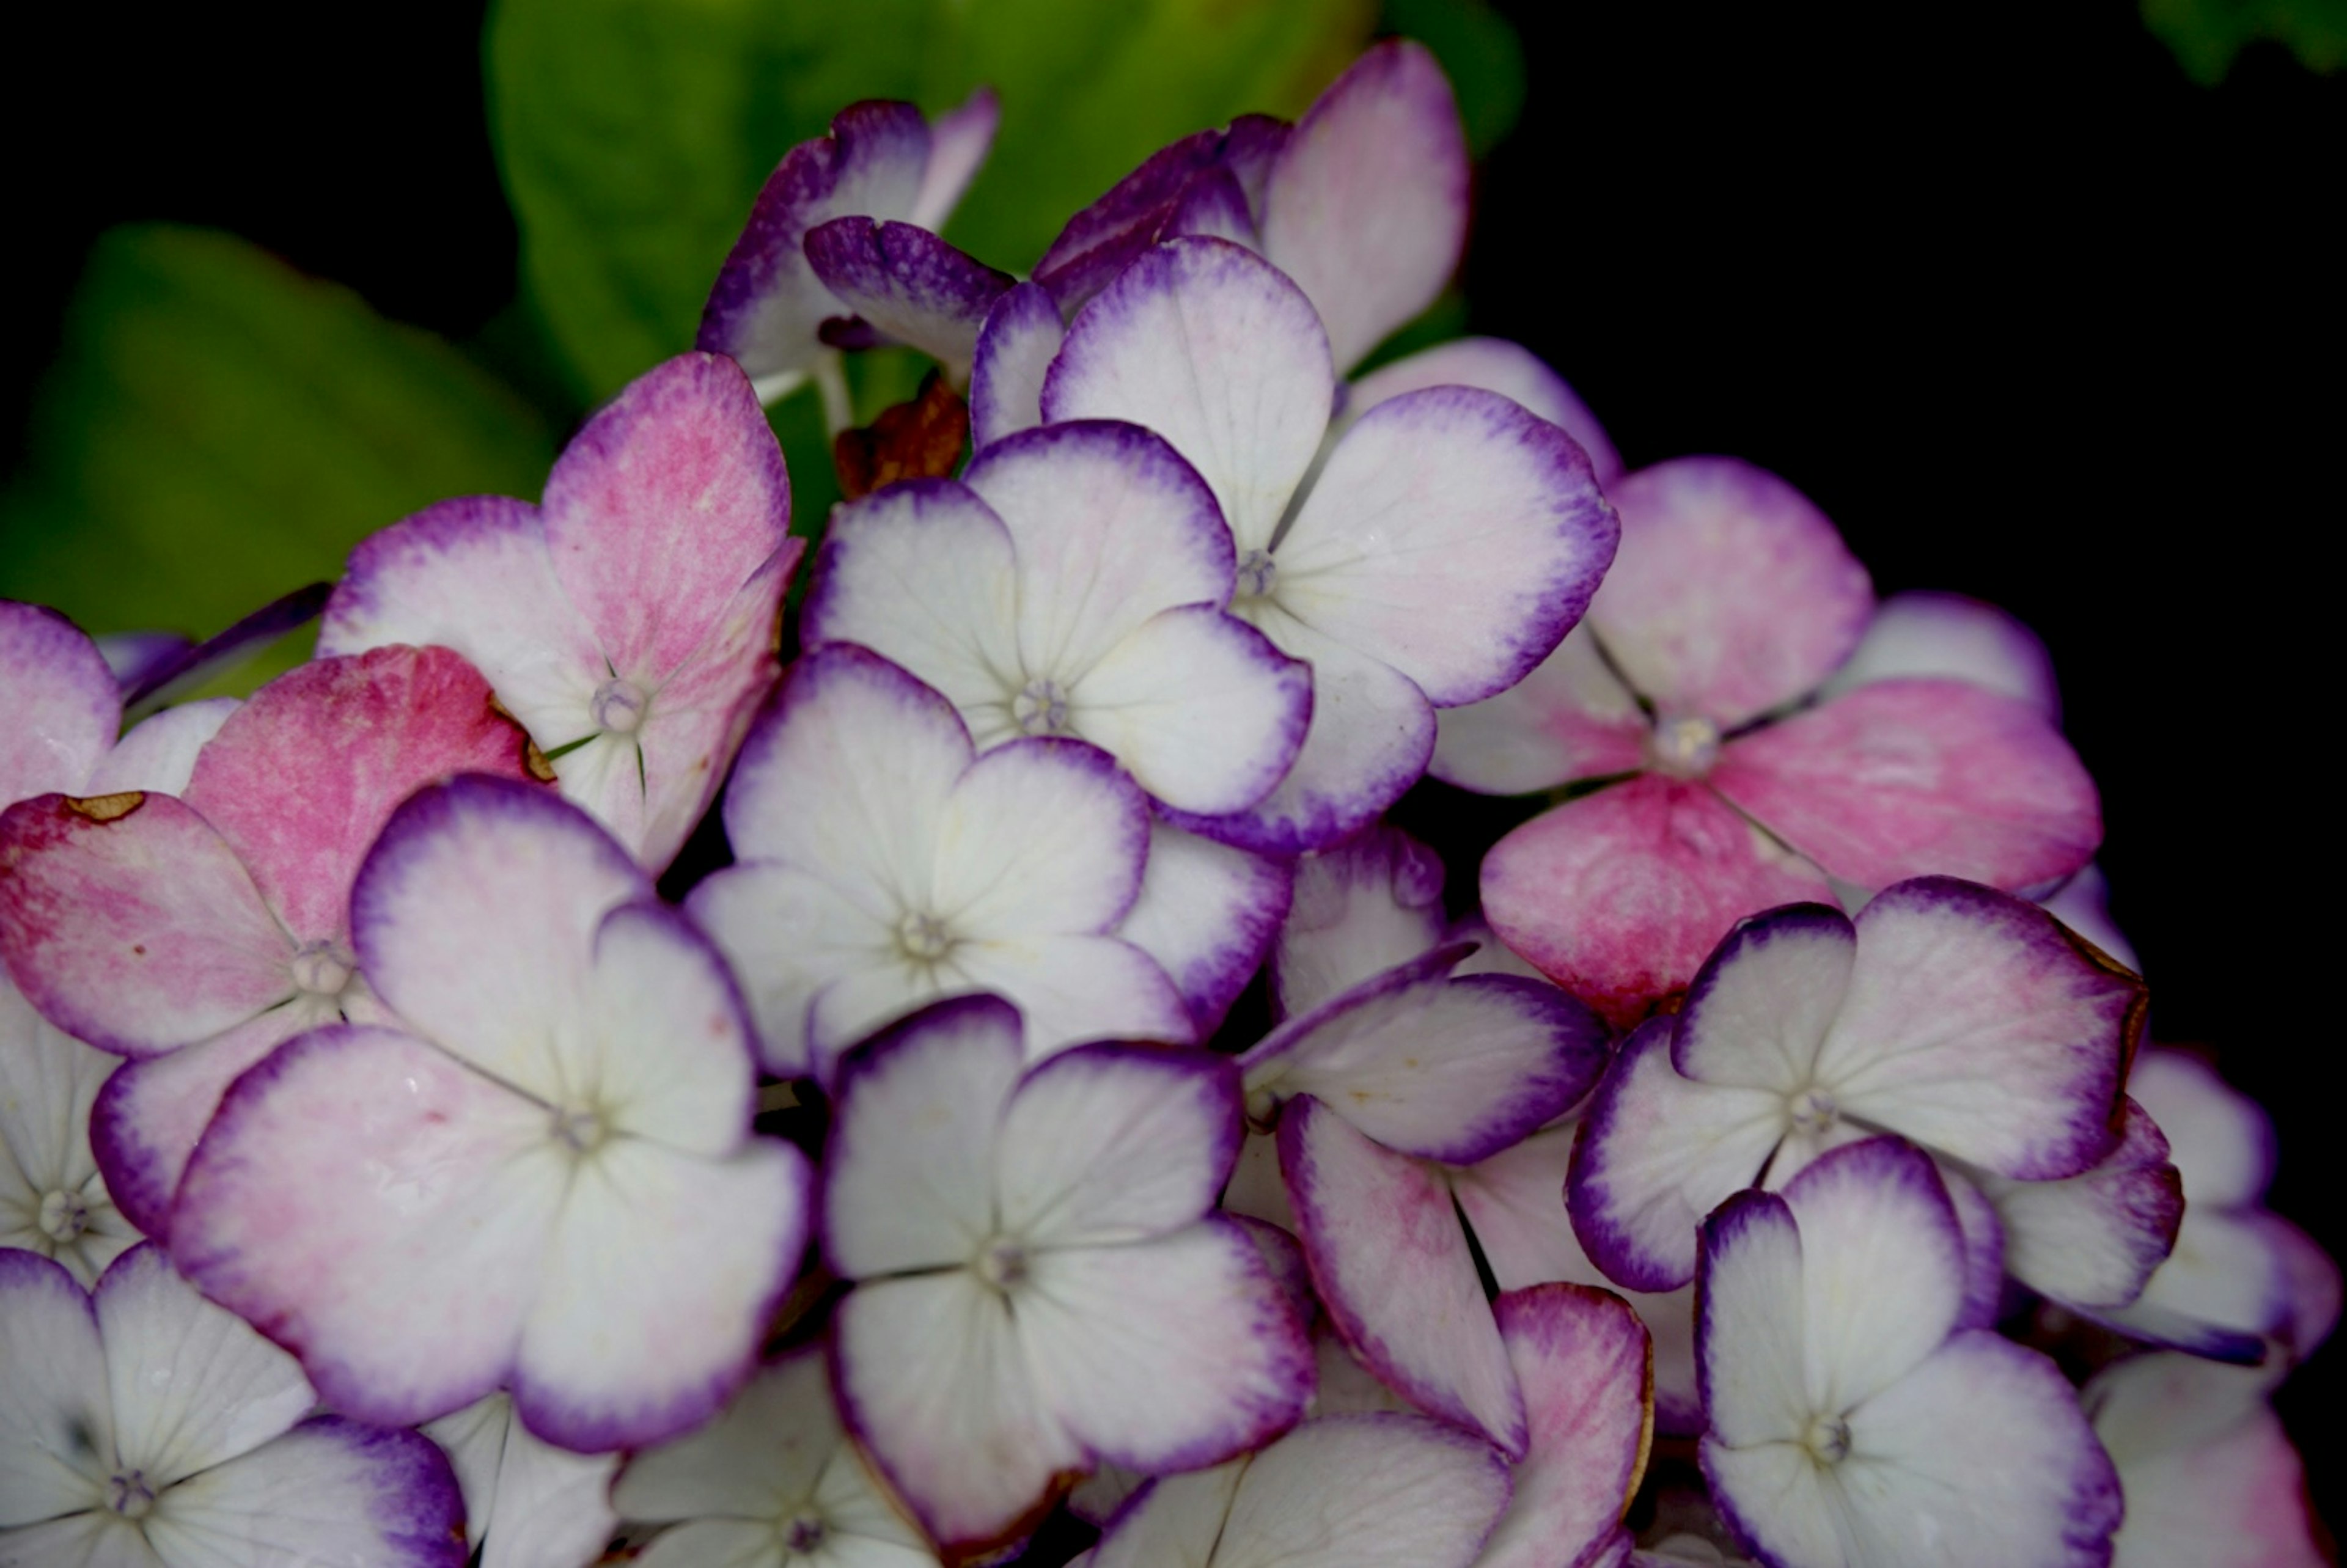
[
  {"x1": 1236, "y1": 548, "x2": 1279, "y2": 600},
  {"x1": 1012, "y1": 678, "x2": 1071, "y2": 738},
  {"x1": 108, "y1": 1470, "x2": 158, "y2": 1520},
  {"x1": 39, "y1": 1189, "x2": 90, "y2": 1244},
  {"x1": 592, "y1": 678, "x2": 650, "y2": 735},
  {"x1": 896, "y1": 910, "x2": 955, "y2": 963},
  {"x1": 1788, "y1": 1087, "x2": 1838, "y2": 1136},
  {"x1": 1801, "y1": 1412, "x2": 1853, "y2": 1465},
  {"x1": 974, "y1": 1236, "x2": 1030, "y2": 1292},
  {"x1": 1243, "y1": 1086, "x2": 1280, "y2": 1131},
  {"x1": 553, "y1": 1105, "x2": 606, "y2": 1154},
  {"x1": 784, "y1": 1514, "x2": 828, "y2": 1553},
  {"x1": 289, "y1": 941, "x2": 354, "y2": 999},
  {"x1": 1645, "y1": 714, "x2": 1721, "y2": 779}
]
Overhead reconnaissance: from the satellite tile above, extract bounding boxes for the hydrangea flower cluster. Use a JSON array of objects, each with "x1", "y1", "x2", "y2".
[{"x1": 0, "y1": 38, "x2": 2330, "y2": 1568}]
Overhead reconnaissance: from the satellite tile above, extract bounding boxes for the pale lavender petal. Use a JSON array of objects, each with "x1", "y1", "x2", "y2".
[
  {"x1": 1819, "y1": 590, "x2": 2061, "y2": 722},
  {"x1": 1346, "y1": 337, "x2": 1622, "y2": 485},
  {"x1": 908, "y1": 87, "x2": 999, "y2": 232},
  {"x1": 0, "y1": 599, "x2": 120, "y2": 807},
  {"x1": 1273, "y1": 822, "x2": 1447, "y2": 1020},
  {"x1": 969, "y1": 282, "x2": 1065, "y2": 450},
  {"x1": 1430, "y1": 624, "x2": 1648, "y2": 796},
  {"x1": 1118, "y1": 823, "x2": 1292, "y2": 1038}
]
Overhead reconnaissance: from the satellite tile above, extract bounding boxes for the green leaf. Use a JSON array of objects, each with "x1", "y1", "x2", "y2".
[
  {"x1": 0, "y1": 226, "x2": 557, "y2": 662},
  {"x1": 1380, "y1": 0, "x2": 1526, "y2": 156},
  {"x1": 488, "y1": 0, "x2": 1375, "y2": 402},
  {"x1": 2142, "y1": 0, "x2": 2347, "y2": 82}
]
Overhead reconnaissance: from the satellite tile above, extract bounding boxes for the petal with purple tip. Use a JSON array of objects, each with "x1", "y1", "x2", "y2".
[
  {"x1": 804, "y1": 218, "x2": 1013, "y2": 373},
  {"x1": 1079, "y1": 606, "x2": 1312, "y2": 815},
  {"x1": 425, "y1": 1393, "x2": 619, "y2": 1568},
  {"x1": 1280, "y1": 1097, "x2": 1527, "y2": 1457},
  {"x1": 934, "y1": 739, "x2": 1152, "y2": 937},
  {"x1": 0, "y1": 599, "x2": 119, "y2": 807},
  {"x1": 1430, "y1": 625, "x2": 1648, "y2": 796},
  {"x1": 1938, "y1": 1164, "x2": 2010, "y2": 1331},
  {"x1": 1346, "y1": 337, "x2": 1622, "y2": 485},
  {"x1": 1818, "y1": 590, "x2": 2060, "y2": 722},
  {"x1": 2125, "y1": 1049, "x2": 2271, "y2": 1209},
  {"x1": 942, "y1": 933, "x2": 1194, "y2": 1060},
  {"x1": 1259, "y1": 40, "x2": 1468, "y2": 373},
  {"x1": 144, "y1": 1416, "x2": 468, "y2": 1568},
  {"x1": 1119, "y1": 824, "x2": 1292, "y2": 1039},
  {"x1": 969, "y1": 282, "x2": 1065, "y2": 450},
  {"x1": 1273, "y1": 824, "x2": 1447, "y2": 1020},
  {"x1": 1974, "y1": 1099, "x2": 2181, "y2": 1311},
  {"x1": 1475, "y1": 1285, "x2": 1651, "y2": 1568},
  {"x1": 1670, "y1": 903, "x2": 1854, "y2": 1091}
]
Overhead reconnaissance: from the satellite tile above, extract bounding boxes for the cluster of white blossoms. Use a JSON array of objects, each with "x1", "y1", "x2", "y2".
[{"x1": 1, "y1": 38, "x2": 2332, "y2": 1568}]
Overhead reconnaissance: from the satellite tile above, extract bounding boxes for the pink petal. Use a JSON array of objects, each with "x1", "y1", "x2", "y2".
[
  {"x1": 1346, "y1": 337, "x2": 1622, "y2": 485},
  {"x1": 1475, "y1": 1285, "x2": 1651, "y2": 1568},
  {"x1": 1043, "y1": 236, "x2": 1334, "y2": 556},
  {"x1": 540, "y1": 353, "x2": 791, "y2": 687},
  {"x1": 1275, "y1": 385, "x2": 1617, "y2": 707},
  {"x1": 0, "y1": 792, "x2": 292, "y2": 1058},
  {"x1": 1480, "y1": 775, "x2": 1834, "y2": 1029},
  {"x1": 801, "y1": 217, "x2": 1014, "y2": 372},
  {"x1": 151, "y1": 1415, "x2": 469, "y2": 1568},
  {"x1": 1273, "y1": 822, "x2": 1447, "y2": 1020},
  {"x1": 1820, "y1": 877, "x2": 2143, "y2": 1180},
  {"x1": 1280, "y1": 1096, "x2": 1527, "y2": 1457},
  {"x1": 1818, "y1": 590, "x2": 2060, "y2": 722},
  {"x1": 182, "y1": 645, "x2": 541, "y2": 944},
  {"x1": 1119, "y1": 823, "x2": 1293, "y2": 1038},
  {"x1": 1978, "y1": 1099, "x2": 2182, "y2": 1311},
  {"x1": 172, "y1": 1025, "x2": 565, "y2": 1429},
  {"x1": 909, "y1": 87, "x2": 1000, "y2": 232},
  {"x1": 1710, "y1": 678, "x2": 2101, "y2": 893},
  {"x1": 997, "y1": 1045, "x2": 1241, "y2": 1248},
  {"x1": 1430, "y1": 624, "x2": 1649, "y2": 796},
  {"x1": 1589, "y1": 458, "x2": 1872, "y2": 728},
  {"x1": 0, "y1": 599, "x2": 119, "y2": 806},
  {"x1": 969, "y1": 282, "x2": 1065, "y2": 450},
  {"x1": 1259, "y1": 40, "x2": 1468, "y2": 373}
]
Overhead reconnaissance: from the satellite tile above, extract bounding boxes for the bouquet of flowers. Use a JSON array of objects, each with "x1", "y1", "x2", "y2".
[{"x1": 0, "y1": 31, "x2": 2330, "y2": 1568}]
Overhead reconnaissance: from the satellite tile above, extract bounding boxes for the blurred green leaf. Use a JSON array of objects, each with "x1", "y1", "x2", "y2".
[
  {"x1": 2142, "y1": 0, "x2": 2347, "y2": 82},
  {"x1": 488, "y1": 0, "x2": 1376, "y2": 401},
  {"x1": 0, "y1": 225, "x2": 556, "y2": 657},
  {"x1": 1381, "y1": 0, "x2": 1525, "y2": 156}
]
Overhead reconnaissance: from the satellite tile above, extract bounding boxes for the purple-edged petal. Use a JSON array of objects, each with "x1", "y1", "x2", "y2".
[
  {"x1": 1043, "y1": 236, "x2": 1334, "y2": 555},
  {"x1": 1819, "y1": 877, "x2": 2142, "y2": 1180},
  {"x1": 1482, "y1": 775, "x2": 1836, "y2": 1029},
  {"x1": 1589, "y1": 458, "x2": 1873, "y2": 728},
  {"x1": 96, "y1": 629, "x2": 193, "y2": 699},
  {"x1": 1939, "y1": 1164, "x2": 2009, "y2": 1331},
  {"x1": 1258, "y1": 40, "x2": 1467, "y2": 373},
  {"x1": 1174, "y1": 609, "x2": 1435, "y2": 854},
  {"x1": 997, "y1": 1044, "x2": 1241, "y2": 1247},
  {"x1": 1273, "y1": 823, "x2": 1447, "y2": 1020},
  {"x1": 1431, "y1": 625, "x2": 1648, "y2": 796},
  {"x1": 1020, "y1": 1217, "x2": 1312, "y2": 1474},
  {"x1": 935, "y1": 737, "x2": 1152, "y2": 936},
  {"x1": 1670, "y1": 902, "x2": 1855, "y2": 1091},
  {"x1": 1246, "y1": 949, "x2": 1609, "y2": 1164},
  {"x1": 1692, "y1": 1190, "x2": 1810, "y2": 1455},
  {"x1": 969, "y1": 282, "x2": 1065, "y2": 450},
  {"x1": 1569, "y1": 1018, "x2": 1786, "y2": 1293},
  {"x1": 1818, "y1": 590, "x2": 2061, "y2": 722},
  {"x1": 1711, "y1": 678, "x2": 2101, "y2": 894},
  {"x1": 1280, "y1": 1097, "x2": 1527, "y2": 1458},
  {"x1": 427, "y1": 1393, "x2": 619, "y2": 1568},
  {"x1": 540, "y1": 353, "x2": 790, "y2": 687},
  {"x1": 144, "y1": 1415, "x2": 468, "y2": 1568},
  {"x1": 1120, "y1": 823, "x2": 1292, "y2": 1038},
  {"x1": 1275, "y1": 385, "x2": 1617, "y2": 707},
  {"x1": 0, "y1": 792, "x2": 293, "y2": 1058},
  {"x1": 2092, "y1": 1207, "x2": 2311, "y2": 1360},
  {"x1": 118, "y1": 582, "x2": 334, "y2": 713},
  {"x1": 1078, "y1": 606, "x2": 1312, "y2": 815},
  {"x1": 1166, "y1": 166, "x2": 1261, "y2": 248},
  {"x1": 181, "y1": 645, "x2": 540, "y2": 943},
  {"x1": 81, "y1": 698, "x2": 237, "y2": 798},
  {"x1": 0, "y1": 1248, "x2": 111, "y2": 1525},
  {"x1": 908, "y1": 87, "x2": 1000, "y2": 232},
  {"x1": 172, "y1": 1025, "x2": 562, "y2": 1429},
  {"x1": 803, "y1": 217, "x2": 1013, "y2": 372},
  {"x1": 2041, "y1": 862, "x2": 2140, "y2": 973},
  {"x1": 1347, "y1": 337, "x2": 1623, "y2": 485},
  {"x1": 699, "y1": 100, "x2": 932, "y2": 397},
  {"x1": 1475, "y1": 1284, "x2": 1651, "y2": 1568},
  {"x1": 1976, "y1": 1099, "x2": 2182, "y2": 1311},
  {"x1": 0, "y1": 599, "x2": 119, "y2": 807}
]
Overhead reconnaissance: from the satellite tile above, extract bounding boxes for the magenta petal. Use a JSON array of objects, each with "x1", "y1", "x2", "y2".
[
  {"x1": 1259, "y1": 40, "x2": 1468, "y2": 373},
  {"x1": 1711, "y1": 678, "x2": 2101, "y2": 893},
  {"x1": 1475, "y1": 1284, "x2": 1651, "y2": 1568},
  {"x1": 1033, "y1": 118, "x2": 1290, "y2": 313},
  {"x1": 541, "y1": 353, "x2": 791, "y2": 686},
  {"x1": 0, "y1": 792, "x2": 292, "y2": 1057},
  {"x1": 1481, "y1": 776, "x2": 1834, "y2": 1028},
  {"x1": 1346, "y1": 337, "x2": 1623, "y2": 486},
  {"x1": 802, "y1": 216, "x2": 1015, "y2": 371},
  {"x1": 969, "y1": 281, "x2": 1065, "y2": 450},
  {"x1": 182, "y1": 645, "x2": 540, "y2": 944},
  {"x1": 0, "y1": 599, "x2": 119, "y2": 805},
  {"x1": 1280, "y1": 1096, "x2": 1528, "y2": 1458},
  {"x1": 1589, "y1": 458, "x2": 1873, "y2": 728}
]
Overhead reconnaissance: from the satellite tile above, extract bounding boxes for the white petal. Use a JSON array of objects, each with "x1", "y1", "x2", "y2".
[
  {"x1": 141, "y1": 1416, "x2": 466, "y2": 1568},
  {"x1": 1430, "y1": 623, "x2": 1646, "y2": 796},
  {"x1": 82, "y1": 700, "x2": 238, "y2": 797},
  {"x1": 1345, "y1": 337, "x2": 1621, "y2": 484},
  {"x1": 425, "y1": 1390, "x2": 618, "y2": 1568},
  {"x1": 580, "y1": 904, "x2": 757, "y2": 1157},
  {"x1": 687, "y1": 863, "x2": 892, "y2": 1082},
  {"x1": 2125, "y1": 1049, "x2": 2271, "y2": 1210},
  {"x1": 1975, "y1": 1099, "x2": 2181, "y2": 1311},
  {"x1": 612, "y1": 1349, "x2": 834, "y2": 1522},
  {"x1": 0, "y1": 1250, "x2": 111, "y2": 1527},
  {"x1": 1074, "y1": 606, "x2": 1310, "y2": 816},
  {"x1": 997, "y1": 1047, "x2": 1239, "y2": 1247},
  {"x1": 1694, "y1": 1193, "x2": 1810, "y2": 1453},
  {"x1": 1117, "y1": 824, "x2": 1292, "y2": 1039},
  {"x1": 1087, "y1": 1460, "x2": 1243, "y2": 1568},
  {"x1": 1213, "y1": 1415, "x2": 1511, "y2": 1568},
  {"x1": 946, "y1": 935, "x2": 1194, "y2": 1059},
  {"x1": 934, "y1": 740, "x2": 1152, "y2": 938},
  {"x1": 0, "y1": 1514, "x2": 164, "y2": 1567},
  {"x1": 1672, "y1": 905, "x2": 1854, "y2": 1091},
  {"x1": 1272, "y1": 825, "x2": 1447, "y2": 1020},
  {"x1": 969, "y1": 282, "x2": 1064, "y2": 450}
]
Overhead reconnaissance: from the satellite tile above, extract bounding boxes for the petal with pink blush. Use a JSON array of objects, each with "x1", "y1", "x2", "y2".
[
  {"x1": 1481, "y1": 775, "x2": 1835, "y2": 1029},
  {"x1": 997, "y1": 1046, "x2": 1241, "y2": 1248},
  {"x1": 1274, "y1": 385, "x2": 1617, "y2": 707},
  {"x1": 1259, "y1": 40, "x2": 1468, "y2": 373},
  {"x1": 540, "y1": 353, "x2": 790, "y2": 687},
  {"x1": 1346, "y1": 337, "x2": 1622, "y2": 485},
  {"x1": 1974, "y1": 1099, "x2": 2181, "y2": 1311},
  {"x1": 1819, "y1": 877, "x2": 2142, "y2": 1180},
  {"x1": 1120, "y1": 824, "x2": 1293, "y2": 1038},
  {"x1": 1280, "y1": 1097, "x2": 1527, "y2": 1457},
  {"x1": 0, "y1": 599, "x2": 120, "y2": 807},
  {"x1": 1818, "y1": 590, "x2": 2061, "y2": 722},
  {"x1": 1273, "y1": 823, "x2": 1447, "y2": 1019},
  {"x1": 1474, "y1": 1285, "x2": 1651, "y2": 1568},
  {"x1": 803, "y1": 218, "x2": 1013, "y2": 373},
  {"x1": 1431, "y1": 625, "x2": 1648, "y2": 796},
  {"x1": 1711, "y1": 678, "x2": 2101, "y2": 893},
  {"x1": 1589, "y1": 458, "x2": 1873, "y2": 728},
  {"x1": 1043, "y1": 236, "x2": 1334, "y2": 555},
  {"x1": 83, "y1": 698, "x2": 237, "y2": 799},
  {"x1": 0, "y1": 792, "x2": 293, "y2": 1058},
  {"x1": 182, "y1": 645, "x2": 540, "y2": 943},
  {"x1": 909, "y1": 87, "x2": 1000, "y2": 232},
  {"x1": 969, "y1": 282, "x2": 1064, "y2": 450}
]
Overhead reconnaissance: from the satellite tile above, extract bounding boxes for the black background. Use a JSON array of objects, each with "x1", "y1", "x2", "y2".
[{"x1": 7, "y1": 0, "x2": 2338, "y2": 1528}]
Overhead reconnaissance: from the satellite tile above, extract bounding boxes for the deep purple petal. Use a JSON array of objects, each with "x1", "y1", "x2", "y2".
[{"x1": 803, "y1": 216, "x2": 1015, "y2": 371}]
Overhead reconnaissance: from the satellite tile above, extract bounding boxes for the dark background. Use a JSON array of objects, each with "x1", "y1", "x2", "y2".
[{"x1": 7, "y1": 0, "x2": 2338, "y2": 1526}]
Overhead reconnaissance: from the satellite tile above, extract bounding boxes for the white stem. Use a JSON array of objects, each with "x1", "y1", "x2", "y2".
[{"x1": 813, "y1": 353, "x2": 854, "y2": 438}]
